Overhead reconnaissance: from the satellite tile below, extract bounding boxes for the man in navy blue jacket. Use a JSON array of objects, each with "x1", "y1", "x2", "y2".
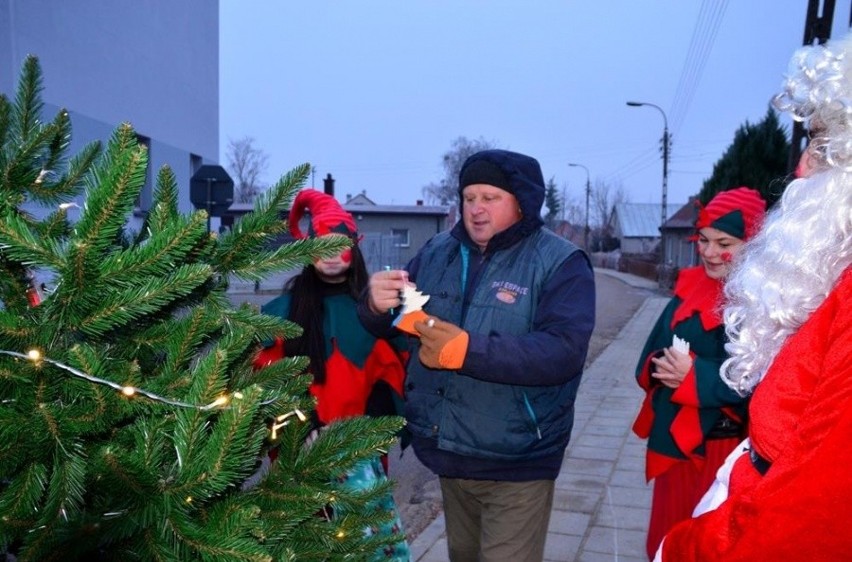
[{"x1": 359, "y1": 149, "x2": 595, "y2": 562}]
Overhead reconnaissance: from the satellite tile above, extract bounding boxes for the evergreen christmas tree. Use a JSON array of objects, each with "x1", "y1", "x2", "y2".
[{"x1": 0, "y1": 56, "x2": 405, "y2": 561}]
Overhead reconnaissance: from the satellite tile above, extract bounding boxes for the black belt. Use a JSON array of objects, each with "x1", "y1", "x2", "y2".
[
  {"x1": 749, "y1": 447, "x2": 772, "y2": 476},
  {"x1": 706, "y1": 415, "x2": 744, "y2": 439}
]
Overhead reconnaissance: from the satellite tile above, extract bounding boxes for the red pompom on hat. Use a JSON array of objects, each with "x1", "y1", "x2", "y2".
[
  {"x1": 288, "y1": 189, "x2": 357, "y2": 239},
  {"x1": 695, "y1": 187, "x2": 766, "y2": 241}
]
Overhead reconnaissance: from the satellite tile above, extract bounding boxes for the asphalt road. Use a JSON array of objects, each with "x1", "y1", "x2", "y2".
[{"x1": 228, "y1": 270, "x2": 660, "y2": 542}]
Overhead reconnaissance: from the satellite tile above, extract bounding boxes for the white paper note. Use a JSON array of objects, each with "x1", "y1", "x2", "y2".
[{"x1": 672, "y1": 334, "x2": 691, "y2": 355}]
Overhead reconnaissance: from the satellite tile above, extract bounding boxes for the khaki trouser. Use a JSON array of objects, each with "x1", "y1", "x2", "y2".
[{"x1": 440, "y1": 477, "x2": 555, "y2": 562}]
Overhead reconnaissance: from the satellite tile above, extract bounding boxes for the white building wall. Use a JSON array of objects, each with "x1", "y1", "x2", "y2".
[{"x1": 0, "y1": 0, "x2": 219, "y2": 228}]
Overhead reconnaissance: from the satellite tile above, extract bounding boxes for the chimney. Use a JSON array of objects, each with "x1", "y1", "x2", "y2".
[
  {"x1": 416, "y1": 200, "x2": 423, "y2": 206},
  {"x1": 323, "y1": 173, "x2": 335, "y2": 197}
]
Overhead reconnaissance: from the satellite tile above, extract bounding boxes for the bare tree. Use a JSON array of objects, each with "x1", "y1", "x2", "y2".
[
  {"x1": 560, "y1": 185, "x2": 584, "y2": 226},
  {"x1": 590, "y1": 179, "x2": 628, "y2": 250},
  {"x1": 422, "y1": 136, "x2": 499, "y2": 206},
  {"x1": 226, "y1": 136, "x2": 269, "y2": 203},
  {"x1": 590, "y1": 179, "x2": 628, "y2": 230}
]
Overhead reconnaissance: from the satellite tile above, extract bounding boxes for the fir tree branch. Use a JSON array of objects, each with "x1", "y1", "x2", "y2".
[
  {"x1": 99, "y1": 213, "x2": 208, "y2": 285},
  {"x1": 73, "y1": 125, "x2": 148, "y2": 257},
  {"x1": 0, "y1": 93, "x2": 10, "y2": 155},
  {"x1": 73, "y1": 264, "x2": 212, "y2": 337},
  {"x1": 48, "y1": 140, "x2": 102, "y2": 204},
  {"x1": 146, "y1": 165, "x2": 180, "y2": 236},
  {"x1": 0, "y1": 210, "x2": 64, "y2": 269},
  {"x1": 213, "y1": 163, "x2": 309, "y2": 274},
  {"x1": 11, "y1": 56, "x2": 44, "y2": 146}
]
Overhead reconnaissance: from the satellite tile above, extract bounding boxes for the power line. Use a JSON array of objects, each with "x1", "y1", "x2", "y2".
[{"x1": 669, "y1": 0, "x2": 729, "y2": 136}]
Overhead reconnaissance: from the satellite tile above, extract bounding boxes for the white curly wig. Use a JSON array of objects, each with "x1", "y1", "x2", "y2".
[{"x1": 721, "y1": 33, "x2": 852, "y2": 395}]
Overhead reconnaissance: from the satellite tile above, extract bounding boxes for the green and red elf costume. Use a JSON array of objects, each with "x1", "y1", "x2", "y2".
[
  {"x1": 253, "y1": 189, "x2": 410, "y2": 561},
  {"x1": 632, "y1": 187, "x2": 766, "y2": 560},
  {"x1": 254, "y1": 189, "x2": 408, "y2": 426},
  {"x1": 255, "y1": 290, "x2": 408, "y2": 428}
]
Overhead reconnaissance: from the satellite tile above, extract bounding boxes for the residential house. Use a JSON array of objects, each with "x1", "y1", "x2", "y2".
[
  {"x1": 609, "y1": 202, "x2": 683, "y2": 255},
  {"x1": 550, "y1": 220, "x2": 585, "y2": 250},
  {"x1": 343, "y1": 192, "x2": 452, "y2": 271},
  {"x1": 225, "y1": 189, "x2": 451, "y2": 276},
  {"x1": 661, "y1": 198, "x2": 700, "y2": 269}
]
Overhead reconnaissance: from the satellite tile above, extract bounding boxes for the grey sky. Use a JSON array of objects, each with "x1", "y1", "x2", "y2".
[{"x1": 219, "y1": 1, "x2": 852, "y2": 211}]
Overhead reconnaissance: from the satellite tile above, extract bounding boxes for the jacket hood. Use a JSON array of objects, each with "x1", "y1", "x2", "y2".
[
  {"x1": 458, "y1": 149, "x2": 545, "y2": 224},
  {"x1": 454, "y1": 149, "x2": 545, "y2": 252}
]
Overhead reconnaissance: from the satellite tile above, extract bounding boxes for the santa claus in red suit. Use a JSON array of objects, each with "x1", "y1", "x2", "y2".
[{"x1": 657, "y1": 32, "x2": 852, "y2": 561}]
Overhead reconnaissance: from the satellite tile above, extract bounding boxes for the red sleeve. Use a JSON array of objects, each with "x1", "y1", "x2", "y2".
[
  {"x1": 253, "y1": 337, "x2": 285, "y2": 370},
  {"x1": 632, "y1": 352, "x2": 659, "y2": 439},
  {"x1": 364, "y1": 339, "x2": 407, "y2": 398},
  {"x1": 670, "y1": 353, "x2": 698, "y2": 405}
]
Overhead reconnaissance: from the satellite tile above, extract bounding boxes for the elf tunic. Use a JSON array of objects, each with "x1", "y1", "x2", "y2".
[
  {"x1": 660, "y1": 267, "x2": 852, "y2": 561},
  {"x1": 255, "y1": 286, "x2": 407, "y2": 424},
  {"x1": 254, "y1": 283, "x2": 410, "y2": 561},
  {"x1": 632, "y1": 266, "x2": 748, "y2": 558}
]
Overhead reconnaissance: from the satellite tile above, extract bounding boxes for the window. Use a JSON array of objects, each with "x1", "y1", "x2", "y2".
[{"x1": 391, "y1": 228, "x2": 410, "y2": 248}]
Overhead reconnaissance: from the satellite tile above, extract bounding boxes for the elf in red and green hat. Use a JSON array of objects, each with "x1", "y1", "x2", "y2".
[
  {"x1": 254, "y1": 188, "x2": 410, "y2": 560},
  {"x1": 632, "y1": 186, "x2": 766, "y2": 560}
]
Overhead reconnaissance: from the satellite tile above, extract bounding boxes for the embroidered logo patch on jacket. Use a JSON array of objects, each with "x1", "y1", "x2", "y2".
[{"x1": 491, "y1": 280, "x2": 529, "y2": 304}]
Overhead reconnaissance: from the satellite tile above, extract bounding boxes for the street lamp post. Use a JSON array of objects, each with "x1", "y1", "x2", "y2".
[
  {"x1": 626, "y1": 101, "x2": 670, "y2": 231},
  {"x1": 568, "y1": 163, "x2": 591, "y2": 251}
]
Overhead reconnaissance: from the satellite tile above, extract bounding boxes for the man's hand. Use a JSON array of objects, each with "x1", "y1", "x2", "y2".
[
  {"x1": 414, "y1": 317, "x2": 469, "y2": 370},
  {"x1": 368, "y1": 268, "x2": 408, "y2": 314}
]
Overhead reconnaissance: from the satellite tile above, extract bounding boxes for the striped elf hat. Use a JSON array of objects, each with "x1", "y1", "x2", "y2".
[
  {"x1": 695, "y1": 187, "x2": 766, "y2": 241},
  {"x1": 288, "y1": 189, "x2": 357, "y2": 239}
]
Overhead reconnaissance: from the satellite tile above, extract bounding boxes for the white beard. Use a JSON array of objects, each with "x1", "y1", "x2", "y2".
[{"x1": 720, "y1": 170, "x2": 852, "y2": 395}]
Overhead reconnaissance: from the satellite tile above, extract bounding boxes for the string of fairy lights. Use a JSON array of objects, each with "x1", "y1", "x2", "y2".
[
  {"x1": 0, "y1": 348, "x2": 307, "y2": 438},
  {"x1": 2, "y1": 346, "x2": 363, "y2": 534},
  {"x1": 5, "y1": 196, "x2": 309, "y2": 438},
  {"x1": 2, "y1": 347, "x2": 360, "y2": 535}
]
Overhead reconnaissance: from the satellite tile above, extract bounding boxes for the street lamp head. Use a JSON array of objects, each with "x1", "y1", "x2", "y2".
[
  {"x1": 625, "y1": 100, "x2": 670, "y2": 234},
  {"x1": 626, "y1": 100, "x2": 667, "y2": 127}
]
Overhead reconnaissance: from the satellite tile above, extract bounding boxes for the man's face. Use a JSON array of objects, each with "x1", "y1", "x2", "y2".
[{"x1": 461, "y1": 184, "x2": 522, "y2": 251}]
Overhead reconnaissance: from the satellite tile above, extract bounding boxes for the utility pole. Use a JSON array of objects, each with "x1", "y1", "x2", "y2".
[{"x1": 568, "y1": 163, "x2": 591, "y2": 251}]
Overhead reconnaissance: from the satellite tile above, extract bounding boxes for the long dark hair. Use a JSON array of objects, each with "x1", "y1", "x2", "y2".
[{"x1": 283, "y1": 241, "x2": 369, "y2": 384}]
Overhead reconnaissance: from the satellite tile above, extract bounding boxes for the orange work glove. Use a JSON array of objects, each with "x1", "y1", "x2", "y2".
[
  {"x1": 414, "y1": 317, "x2": 469, "y2": 370},
  {"x1": 394, "y1": 309, "x2": 429, "y2": 336}
]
